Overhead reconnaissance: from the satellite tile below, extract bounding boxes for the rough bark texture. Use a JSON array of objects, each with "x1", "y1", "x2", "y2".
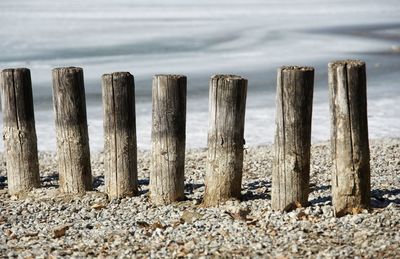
[
  {"x1": 328, "y1": 60, "x2": 370, "y2": 217},
  {"x1": 203, "y1": 75, "x2": 247, "y2": 206},
  {"x1": 52, "y1": 67, "x2": 92, "y2": 194},
  {"x1": 150, "y1": 75, "x2": 186, "y2": 205},
  {"x1": 102, "y1": 72, "x2": 138, "y2": 199},
  {"x1": 272, "y1": 66, "x2": 314, "y2": 211},
  {"x1": 1, "y1": 68, "x2": 40, "y2": 197}
]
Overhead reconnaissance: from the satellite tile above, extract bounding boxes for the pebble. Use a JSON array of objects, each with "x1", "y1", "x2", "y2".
[{"x1": 0, "y1": 139, "x2": 399, "y2": 257}]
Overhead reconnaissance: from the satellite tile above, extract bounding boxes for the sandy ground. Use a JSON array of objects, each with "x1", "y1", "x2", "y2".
[{"x1": 0, "y1": 138, "x2": 399, "y2": 258}]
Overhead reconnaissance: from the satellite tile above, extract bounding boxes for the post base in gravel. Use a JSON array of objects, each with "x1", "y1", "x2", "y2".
[
  {"x1": 328, "y1": 60, "x2": 370, "y2": 217},
  {"x1": 102, "y1": 72, "x2": 138, "y2": 199},
  {"x1": 271, "y1": 66, "x2": 314, "y2": 212},
  {"x1": 150, "y1": 74, "x2": 187, "y2": 205},
  {"x1": 52, "y1": 67, "x2": 92, "y2": 194},
  {"x1": 1, "y1": 68, "x2": 40, "y2": 197},
  {"x1": 203, "y1": 75, "x2": 248, "y2": 206}
]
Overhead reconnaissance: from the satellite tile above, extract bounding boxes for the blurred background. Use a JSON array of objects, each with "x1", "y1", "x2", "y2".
[{"x1": 0, "y1": 0, "x2": 399, "y2": 151}]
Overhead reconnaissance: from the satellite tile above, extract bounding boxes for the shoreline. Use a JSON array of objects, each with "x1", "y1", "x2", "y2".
[{"x1": 0, "y1": 138, "x2": 399, "y2": 257}]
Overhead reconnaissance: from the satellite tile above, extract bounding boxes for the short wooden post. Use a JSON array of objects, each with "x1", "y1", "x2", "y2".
[
  {"x1": 102, "y1": 72, "x2": 138, "y2": 199},
  {"x1": 150, "y1": 75, "x2": 186, "y2": 205},
  {"x1": 203, "y1": 75, "x2": 247, "y2": 206},
  {"x1": 271, "y1": 66, "x2": 314, "y2": 211},
  {"x1": 328, "y1": 60, "x2": 370, "y2": 216},
  {"x1": 52, "y1": 67, "x2": 92, "y2": 193},
  {"x1": 0, "y1": 68, "x2": 40, "y2": 196}
]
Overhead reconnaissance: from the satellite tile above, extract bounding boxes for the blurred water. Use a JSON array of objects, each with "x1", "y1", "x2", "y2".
[{"x1": 0, "y1": 0, "x2": 399, "y2": 150}]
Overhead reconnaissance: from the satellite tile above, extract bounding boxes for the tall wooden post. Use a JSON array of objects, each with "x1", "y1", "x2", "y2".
[
  {"x1": 328, "y1": 60, "x2": 370, "y2": 216},
  {"x1": 272, "y1": 66, "x2": 314, "y2": 211},
  {"x1": 1, "y1": 68, "x2": 40, "y2": 196},
  {"x1": 150, "y1": 75, "x2": 186, "y2": 205},
  {"x1": 203, "y1": 75, "x2": 247, "y2": 206},
  {"x1": 52, "y1": 67, "x2": 92, "y2": 193},
  {"x1": 102, "y1": 72, "x2": 138, "y2": 199}
]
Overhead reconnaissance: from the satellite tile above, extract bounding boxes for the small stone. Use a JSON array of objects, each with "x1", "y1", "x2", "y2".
[
  {"x1": 91, "y1": 203, "x2": 106, "y2": 210},
  {"x1": 322, "y1": 206, "x2": 333, "y2": 216},
  {"x1": 330, "y1": 218, "x2": 337, "y2": 224},
  {"x1": 4, "y1": 229, "x2": 13, "y2": 237},
  {"x1": 314, "y1": 206, "x2": 322, "y2": 215},
  {"x1": 184, "y1": 240, "x2": 196, "y2": 251},
  {"x1": 352, "y1": 216, "x2": 363, "y2": 224},
  {"x1": 53, "y1": 225, "x2": 69, "y2": 238},
  {"x1": 254, "y1": 243, "x2": 263, "y2": 250},
  {"x1": 25, "y1": 232, "x2": 39, "y2": 237},
  {"x1": 137, "y1": 221, "x2": 150, "y2": 228},
  {"x1": 297, "y1": 210, "x2": 307, "y2": 220},
  {"x1": 181, "y1": 211, "x2": 202, "y2": 223},
  {"x1": 150, "y1": 221, "x2": 165, "y2": 230},
  {"x1": 192, "y1": 199, "x2": 201, "y2": 205}
]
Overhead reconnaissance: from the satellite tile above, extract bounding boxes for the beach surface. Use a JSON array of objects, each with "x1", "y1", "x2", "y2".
[{"x1": 1, "y1": 138, "x2": 399, "y2": 258}]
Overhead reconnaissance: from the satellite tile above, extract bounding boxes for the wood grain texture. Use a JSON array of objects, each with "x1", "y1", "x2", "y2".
[
  {"x1": 102, "y1": 72, "x2": 138, "y2": 199},
  {"x1": 203, "y1": 75, "x2": 247, "y2": 206},
  {"x1": 52, "y1": 67, "x2": 92, "y2": 194},
  {"x1": 150, "y1": 75, "x2": 186, "y2": 205},
  {"x1": 272, "y1": 66, "x2": 314, "y2": 211},
  {"x1": 1, "y1": 68, "x2": 40, "y2": 196},
  {"x1": 328, "y1": 60, "x2": 370, "y2": 217}
]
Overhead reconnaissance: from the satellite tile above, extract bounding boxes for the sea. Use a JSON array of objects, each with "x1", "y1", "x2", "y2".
[{"x1": 0, "y1": 0, "x2": 399, "y2": 151}]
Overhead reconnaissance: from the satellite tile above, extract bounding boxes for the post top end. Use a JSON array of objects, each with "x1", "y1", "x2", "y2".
[
  {"x1": 102, "y1": 72, "x2": 133, "y2": 79},
  {"x1": 211, "y1": 74, "x2": 246, "y2": 81},
  {"x1": 328, "y1": 60, "x2": 365, "y2": 68},
  {"x1": 279, "y1": 66, "x2": 314, "y2": 72},
  {"x1": 52, "y1": 67, "x2": 83, "y2": 73},
  {"x1": 1, "y1": 68, "x2": 30, "y2": 74},
  {"x1": 154, "y1": 74, "x2": 186, "y2": 80}
]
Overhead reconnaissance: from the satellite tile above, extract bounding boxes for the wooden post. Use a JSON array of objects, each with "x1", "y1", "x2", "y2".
[
  {"x1": 271, "y1": 66, "x2": 314, "y2": 211},
  {"x1": 328, "y1": 60, "x2": 370, "y2": 216},
  {"x1": 150, "y1": 75, "x2": 186, "y2": 205},
  {"x1": 52, "y1": 67, "x2": 92, "y2": 193},
  {"x1": 102, "y1": 72, "x2": 138, "y2": 199},
  {"x1": 203, "y1": 75, "x2": 247, "y2": 206},
  {"x1": 0, "y1": 68, "x2": 40, "y2": 196}
]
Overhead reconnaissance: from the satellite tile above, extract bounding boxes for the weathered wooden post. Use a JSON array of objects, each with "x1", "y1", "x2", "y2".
[
  {"x1": 150, "y1": 75, "x2": 186, "y2": 205},
  {"x1": 271, "y1": 66, "x2": 314, "y2": 211},
  {"x1": 1, "y1": 68, "x2": 40, "y2": 196},
  {"x1": 102, "y1": 72, "x2": 138, "y2": 199},
  {"x1": 328, "y1": 60, "x2": 370, "y2": 216},
  {"x1": 52, "y1": 67, "x2": 92, "y2": 193},
  {"x1": 203, "y1": 75, "x2": 247, "y2": 206}
]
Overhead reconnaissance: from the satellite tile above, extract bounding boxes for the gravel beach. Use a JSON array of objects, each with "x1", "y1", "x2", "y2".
[{"x1": 0, "y1": 138, "x2": 399, "y2": 258}]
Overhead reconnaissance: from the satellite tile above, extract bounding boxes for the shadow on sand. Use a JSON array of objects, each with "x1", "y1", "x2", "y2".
[
  {"x1": 371, "y1": 189, "x2": 400, "y2": 208},
  {"x1": 241, "y1": 179, "x2": 271, "y2": 201},
  {"x1": 2, "y1": 174, "x2": 400, "y2": 209}
]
